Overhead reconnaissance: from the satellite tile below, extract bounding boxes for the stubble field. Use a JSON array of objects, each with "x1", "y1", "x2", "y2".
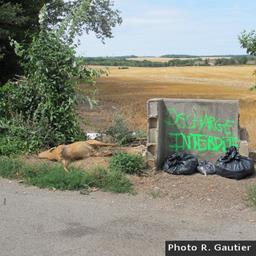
[{"x1": 81, "y1": 65, "x2": 256, "y2": 149}]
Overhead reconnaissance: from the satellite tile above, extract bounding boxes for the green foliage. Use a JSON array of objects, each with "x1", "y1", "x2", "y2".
[
  {"x1": 0, "y1": 157, "x2": 23, "y2": 179},
  {"x1": 0, "y1": 0, "x2": 49, "y2": 84},
  {"x1": 0, "y1": 135, "x2": 26, "y2": 156},
  {"x1": 23, "y1": 31, "x2": 84, "y2": 145},
  {"x1": 106, "y1": 114, "x2": 146, "y2": 145},
  {"x1": 239, "y1": 30, "x2": 256, "y2": 90},
  {"x1": 239, "y1": 30, "x2": 256, "y2": 56},
  {"x1": 106, "y1": 113, "x2": 134, "y2": 145},
  {"x1": 82, "y1": 55, "x2": 256, "y2": 67},
  {"x1": 41, "y1": 0, "x2": 122, "y2": 44},
  {"x1": 248, "y1": 185, "x2": 256, "y2": 207},
  {"x1": 215, "y1": 58, "x2": 236, "y2": 66},
  {"x1": 109, "y1": 153, "x2": 145, "y2": 175},
  {"x1": 30, "y1": 166, "x2": 90, "y2": 190},
  {"x1": 0, "y1": 0, "x2": 122, "y2": 84},
  {"x1": 0, "y1": 157, "x2": 133, "y2": 193},
  {"x1": 0, "y1": 31, "x2": 88, "y2": 152},
  {"x1": 101, "y1": 170, "x2": 133, "y2": 193},
  {"x1": 0, "y1": 0, "x2": 123, "y2": 154},
  {"x1": 84, "y1": 56, "x2": 169, "y2": 67},
  {"x1": 0, "y1": 114, "x2": 45, "y2": 155}
]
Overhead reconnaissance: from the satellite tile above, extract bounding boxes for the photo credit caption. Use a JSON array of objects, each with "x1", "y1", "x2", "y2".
[{"x1": 165, "y1": 241, "x2": 256, "y2": 256}]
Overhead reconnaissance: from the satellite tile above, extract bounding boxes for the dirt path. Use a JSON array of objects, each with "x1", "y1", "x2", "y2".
[{"x1": 1, "y1": 176, "x2": 256, "y2": 256}]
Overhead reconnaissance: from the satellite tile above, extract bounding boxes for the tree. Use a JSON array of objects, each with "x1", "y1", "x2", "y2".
[
  {"x1": 0, "y1": 0, "x2": 122, "y2": 84},
  {"x1": 42, "y1": 0, "x2": 122, "y2": 43},
  {"x1": 239, "y1": 30, "x2": 256, "y2": 89},
  {"x1": 239, "y1": 30, "x2": 256, "y2": 56},
  {"x1": 0, "y1": 0, "x2": 122, "y2": 153},
  {"x1": 0, "y1": 0, "x2": 50, "y2": 84},
  {"x1": 0, "y1": 1, "x2": 27, "y2": 83}
]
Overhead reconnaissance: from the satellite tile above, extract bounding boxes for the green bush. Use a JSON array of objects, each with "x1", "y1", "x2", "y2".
[
  {"x1": 0, "y1": 157, "x2": 133, "y2": 193},
  {"x1": 106, "y1": 113, "x2": 134, "y2": 145},
  {"x1": 0, "y1": 1, "x2": 121, "y2": 155},
  {"x1": 2, "y1": 32, "x2": 86, "y2": 148},
  {"x1": 106, "y1": 113, "x2": 146, "y2": 146},
  {"x1": 109, "y1": 152, "x2": 145, "y2": 175},
  {"x1": 0, "y1": 32, "x2": 99, "y2": 154},
  {"x1": 0, "y1": 136, "x2": 26, "y2": 156}
]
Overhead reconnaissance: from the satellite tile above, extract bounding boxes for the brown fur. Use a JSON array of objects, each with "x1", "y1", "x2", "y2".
[
  {"x1": 38, "y1": 145, "x2": 65, "y2": 162},
  {"x1": 86, "y1": 140, "x2": 116, "y2": 147},
  {"x1": 38, "y1": 140, "x2": 116, "y2": 171}
]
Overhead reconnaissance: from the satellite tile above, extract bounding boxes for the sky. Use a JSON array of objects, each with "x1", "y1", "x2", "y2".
[{"x1": 76, "y1": 0, "x2": 256, "y2": 57}]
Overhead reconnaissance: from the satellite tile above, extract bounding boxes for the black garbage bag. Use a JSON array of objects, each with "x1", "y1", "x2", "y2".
[
  {"x1": 197, "y1": 161, "x2": 216, "y2": 176},
  {"x1": 163, "y1": 152, "x2": 198, "y2": 175},
  {"x1": 215, "y1": 146, "x2": 255, "y2": 180}
]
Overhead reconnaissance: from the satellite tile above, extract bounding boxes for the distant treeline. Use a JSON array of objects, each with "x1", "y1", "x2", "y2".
[{"x1": 79, "y1": 55, "x2": 256, "y2": 67}]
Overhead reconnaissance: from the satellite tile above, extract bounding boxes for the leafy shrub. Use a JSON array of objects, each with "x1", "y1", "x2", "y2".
[
  {"x1": 0, "y1": 30, "x2": 92, "y2": 153},
  {"x1": 0, "y1": 116, "x2": 46, "y2": 155},
  {"x1": 109, "y1": 152, "x2": 145, "y2": 175},
  {"x1": 106, "y1": 113, "x2": 134, "y2": 145},
  {"x1": 0, "y1": 1, "x2": 122, "y2": 155},
  {"x1": 0, "y1": 157, "x2": 133, "y2": 193},
  {"x1": 0, "y1": 136, "x2": 25, "y2": 156}
]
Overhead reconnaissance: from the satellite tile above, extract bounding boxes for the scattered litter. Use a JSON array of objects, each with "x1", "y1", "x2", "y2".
[
  {"x1": 80, "y1": 185, "x2": 92, "y2": 195},
  {"x1": 89, "y1": 187, "x2": 99, "y2": 192},
  {"x1": 86, "y1": 132, "x2": 102, "y2": 140},
  {"x1": 80, "y1": 189, "x2": 90, "y2": 195},
  {"x1": 197, "y1": 161, "x2": 216, "y2": 176}
]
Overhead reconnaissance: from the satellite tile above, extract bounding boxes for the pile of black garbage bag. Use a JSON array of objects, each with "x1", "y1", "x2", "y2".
[{"x1": 163, "y1": 146, "x2": 255, "y2": 180}]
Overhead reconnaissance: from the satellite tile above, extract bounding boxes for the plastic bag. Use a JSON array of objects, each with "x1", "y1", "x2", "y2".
[
  {"x1": 197, "y1": 161, "x2": 216, "y2": 176},
  {"x1": 215, "y1": 146, "x2": 255, "y2": 180},
  {"x1": 163, "y1": 152, "x2": 198, "y2": 175}
]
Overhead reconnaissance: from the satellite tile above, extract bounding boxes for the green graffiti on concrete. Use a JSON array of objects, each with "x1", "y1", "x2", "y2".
[
  {"x1": 164, "y1": 107, "x2": 239, "y2": 153},
  {"x1": 165, "y1": 107, "x2": 235, "y2": 136},
  {"x1": 168, "y1": 132, "x2": 239, "y2": 152}
]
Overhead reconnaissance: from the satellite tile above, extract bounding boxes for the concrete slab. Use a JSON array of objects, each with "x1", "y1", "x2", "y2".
[
  {"x1": 239, "y1": 141, "x2": 249, "y2": 157},
  {"x1": 147, "y1": 98, "x2": 240, "y2": 169}
]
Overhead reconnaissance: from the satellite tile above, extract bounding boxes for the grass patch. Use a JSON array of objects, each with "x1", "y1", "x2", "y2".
[
  {"x1": 109, "y1": 152, "x2": 145, "y2": 175},
  {"x1": 149, "y1": 190, "x2": 162, "y2": 199},
  {"x1": 248, "y1": 185, "x2": 256, "y2": 207},
  {"x1": 0, "y1": 157, "x2": 133, "y2": 193}
]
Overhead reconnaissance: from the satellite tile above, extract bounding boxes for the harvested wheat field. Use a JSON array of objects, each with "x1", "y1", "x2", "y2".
[{"x1": 80, "y1": 65, "x2": 256, "y2": 148}]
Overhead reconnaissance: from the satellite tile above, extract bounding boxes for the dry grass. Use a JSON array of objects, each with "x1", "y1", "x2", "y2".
[{"x1": 82, "y1": 65, "x2": 256, "y2": 149}]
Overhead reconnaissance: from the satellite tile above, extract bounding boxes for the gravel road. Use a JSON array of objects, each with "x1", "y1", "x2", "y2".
[{"x1": 1, "y1": 177, "x2": 256, "y2": 256}]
